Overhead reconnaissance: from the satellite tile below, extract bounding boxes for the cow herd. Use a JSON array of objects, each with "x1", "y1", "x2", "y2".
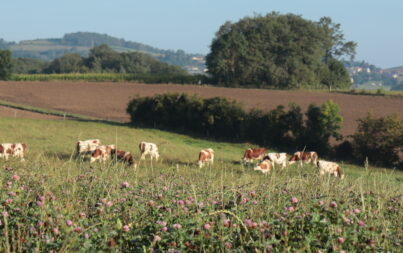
[{"x1": 0, "y1": 140, "x2": 344, "y2": 179}]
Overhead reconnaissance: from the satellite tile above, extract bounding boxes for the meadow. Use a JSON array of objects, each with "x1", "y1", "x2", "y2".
[{"x1": 0, "y1": 117, "x2": 402, "y2": 252}]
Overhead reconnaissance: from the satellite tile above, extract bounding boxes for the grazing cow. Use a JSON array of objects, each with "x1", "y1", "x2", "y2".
[
  {"x1": 76, "y1": 139, "x2": 101, "y2": 157},
  {"x1": 254, "y1": 160, "x2": 273, "y2": 174},
  {"x1": 289, "y1": 151, "x2": 318, "y2": 166},
  {"x1": 111, "y1": 149, "x2": 137, "y2": 168},
  {"x1": 198, "y1": 148, "x2": 214, "y2": 168},
  {"x1": 139, "y1": 141, "x2": 160, "y2": 161},
  {"x1": 0, "y1": 143, "x2": 27, "y2": 161},
  {"x1": 317, "y1": 160, "x2": 344, "y2": 179},
  {"x1": 90, "y1": 145, "x2": 116, "y2": 163},
  {"x1": 243, "y1": 148, "x2": 266, "y2": 164},
  {"x1": 262, "y1": 153, "x2": 288, "y2": 169}
]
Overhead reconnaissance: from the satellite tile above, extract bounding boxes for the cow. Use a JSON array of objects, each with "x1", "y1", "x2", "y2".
[
  {"x1": 0, "y1": 143, "x2": 27, "y2": 161},
  {"x1": 243, "y1": 148, "x2": 266, "y2": 164},
  {"x1": 317, "y1": 160, "x2": 344, "y2": 179},
  {"x1": 139, "y1": 141, "x2": 160, "y2": 161},
  {"x1": 76, "y1": 139, "x2": 101, "y2": 158},
  {"x1": 198, "y1": 148, "x2": 214, "y2": 168},
  {"x1": 289, "y1": 151, "x2": 318, "y2": 167},
  {"x1": 262, "y1": 153, "x2": 288, "y2": 169},
  {"x1": 254, "y1": 160, "x2": 273, "y2": 174},
  {"x1": 111, "y1": 149, "x2": 137, "y2": 168},
  {"x1": 90, "y1": 145, "x2": 116, "y2": 163}
]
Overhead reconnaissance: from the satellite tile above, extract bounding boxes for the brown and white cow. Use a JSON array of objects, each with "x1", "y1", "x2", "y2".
[
  {"x1": 76, "y1": 139, "x2": 101, "y2": 157},
  {"x1": 198, "y1": 148, "x2": 214, "y2": 168},
  {"x1": 0, "y1": 143, "x2": 27, "y2": 161},
  {"x1": 254, "y1": 160, "x2": 273, "y2": 174},
  {"x1": 243, "y1": 148, "x2": 266, "y2": 164},
  {"x1": 90, "y1": 144, "x2": 116, "y2": 163},
  {"x1": 262, "y1": 153, "x2": 288, "y2": 169},
  {"x1": 111, "y1": 149, "x2": 137, "y2": 168},
  {"x1": 317, "y1": 160, "x2": 345, "y2": 179},
  {"x1": 139, "y1": 141, "x2": 160, "y2": 161},
  {"x1": 289, "y1": 151, "x2": 318, "y2": 167}
]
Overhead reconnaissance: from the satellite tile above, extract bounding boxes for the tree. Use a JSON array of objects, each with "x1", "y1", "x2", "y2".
[
  {"x1": 206, "y1": 13, "x2": 355, "y2": 89},
  {"x1": 44, "y1": 53, "x2": 84, "y2": 73},
  {"x1": 0, "y1": 50, "x2": 13, "y2": 80},
  {"x1": 303, "y1": 100, "x2": 343, "y2": 153},
  {"x1": 350, "y1": 114, "x2": 403, "y2": 167}
]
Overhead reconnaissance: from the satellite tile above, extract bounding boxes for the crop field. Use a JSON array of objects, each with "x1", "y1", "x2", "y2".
[
  {"x1": 0, "y1": 116, "x2": 402, "y2": 251},
  {"x1": 1, "y1": 81, "x2": 403, "y2": 137}
]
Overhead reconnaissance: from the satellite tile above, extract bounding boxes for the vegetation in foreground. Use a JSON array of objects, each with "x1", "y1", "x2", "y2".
[{"x1": 0, "y1": 117, "x2": 402, "y2": 252}]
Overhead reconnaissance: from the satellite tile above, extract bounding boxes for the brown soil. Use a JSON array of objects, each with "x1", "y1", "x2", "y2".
[
  {"x1": 0, "y1": 105, "x2": 64, "y2": 120},
  {"x1": 0, "y1": 81, "x2": 402, "y2": 136}
]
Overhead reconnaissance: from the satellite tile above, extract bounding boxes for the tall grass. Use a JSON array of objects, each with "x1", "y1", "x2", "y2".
[{"x1": 0, "y1": 117, "x2": 402, "y2": 251}]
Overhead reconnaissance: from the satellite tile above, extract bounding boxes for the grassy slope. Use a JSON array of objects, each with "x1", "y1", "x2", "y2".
[{"x1": 0, "y1": 117, "x2": 402, "y2": 251}]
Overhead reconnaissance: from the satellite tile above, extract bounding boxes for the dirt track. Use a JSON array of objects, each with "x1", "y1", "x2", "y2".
[{"x1": 0, "y1": 81, "x2": 402, "y2": 136}]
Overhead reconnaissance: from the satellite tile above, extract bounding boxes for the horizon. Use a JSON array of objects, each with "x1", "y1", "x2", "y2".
[{"x1": 1, "y1": 0, "x2": 402, "y2": 68}]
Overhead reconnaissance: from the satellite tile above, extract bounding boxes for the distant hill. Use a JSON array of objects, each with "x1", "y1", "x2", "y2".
[{"x1": 1, "y1": 32, "x2": 206, "y2": 74}]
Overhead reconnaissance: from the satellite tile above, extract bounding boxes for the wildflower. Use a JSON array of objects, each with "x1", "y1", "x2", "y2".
[
  {"x1": 345, "y1": 209, "x2": 351, "y2": 216},
  {"x1": 79, "y1": 212, "x2": 86, "y2": 219},
  {"x1": 177, "y1": 200, "x2": 185, "y2": 206},
  {"x1": 172, "y1": 223, "x2": 182, "y2": 230},
  {"x1": 101, "y1": 198, "x2": 107, "y2": 204},
  {"x1": 291, "y1": 197, "x2": 298, "y2": 204},
  {"x1": 2, "y1": 211, "x2": 9, "y2": 218},
  {"x1": 318, "y1": 200, "x2": 324, "y2": 206},
  {"x1": 12, "y1": 174, "x2": 20, "y2": 181},
  {"x1": 52, "y1": 228, "x2": 59, "y2": 235},
  {"x1": 353, "y1": 208, "x2": 360, "y2": 214},
  {"x1": 5, "y1": 199, "x2": 13, "y2": 205},
  {"x1": 66, "y1": 219, "x2": 73, "y2": 226},
  {"x1": 36, "y1": 201, "x2": 44, "y2": 207},
  {"x1": 147, "y1": 200, "x2": 155, "y2": 207},
  {"x1": 358, "y1": 220, "x2": 365, "y2": 227},
  {"x1": 287, "y1": 206, "x2": 295, "y2": 212},
  {"x1": 250, "y1": 191, "x2": 257, "y2": 198},
  {"x1": 154, "y1": 235, "x2": 161, "y2": 242},
  {"x1": 106, "y1": 201, "x2": 113, "y2": 208},
  {"x1": 157, "y1": 193, "x2": 163, "y2": 200},
  {"x1": 223, "y1": 219, "x2": 230, "y2": 227},
  {"x1": 122, "y1": 225, "x2": 130, "y2": 232},
  {"x1": 204, "y1": 223, "x2": 211, "y2": 230},
  {"x1": 84, "y1": 233, "x2": 89, "y2": 239},
  {"x1": 121, "y1": 182, "x2": 130, "y2": 188},
  {"x1": 74, "y1": 226, "x2": 82, "y2": 233},
  {"x1": 329, "y1": 201, "x2": 337, "y2": 208},
  {"x1": 337, "y1": 237, "x2": 345, "y2": 244},
  {"x1": 39, "y1": 195, "x2": 45, "y2": 202},
  {"x1": 8, "y1": 192, "x2": 17, "y2": 197},
  {"x1": 161, "y1": 226, "x2": 168, "y2": 232}
]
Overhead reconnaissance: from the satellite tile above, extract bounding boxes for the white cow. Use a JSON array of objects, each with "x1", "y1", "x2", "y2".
[
  {"x1": 254, "y1": 160, "x2": 273, "y2": 174},
  {"x1": 76, "y1": 139, "x2": 101, "y2": 158},
  {"x1": 317, "y1": 160, "x2": 345, "y2": 179},
  {"x1": 139, "y1": 141, "x2": 160, "y2": 161},
  {"x1": 0, "y1": 143, "x2": 26, "y2": 161},
  {"x1": 198, "y1": 148, "x2": 214, "y2": 168},
  {"x1": 262, "y1": 153, "x2": 288, "y2": 169}
]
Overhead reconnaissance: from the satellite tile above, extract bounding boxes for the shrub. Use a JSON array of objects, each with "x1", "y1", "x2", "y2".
[{"x1": 350, "y1": 114, "x2": 403, "y2": 167}]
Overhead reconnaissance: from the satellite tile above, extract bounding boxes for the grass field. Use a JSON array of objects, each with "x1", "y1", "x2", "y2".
[{"x1": 0, "y1": 116, "x2": 402, "y2": 252}]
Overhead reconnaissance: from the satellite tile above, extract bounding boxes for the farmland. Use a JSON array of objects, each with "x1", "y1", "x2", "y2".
[
  {"x1": 1, "y1": 81, "x2": 403, "y2": 137},
  {"x1": 0, "y1": 116, "x2": 402, "y2": 251}
]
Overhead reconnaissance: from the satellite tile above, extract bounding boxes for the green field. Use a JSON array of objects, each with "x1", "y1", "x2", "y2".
[{"x1": 0, "y1": 117, "x2": 402, "y2": 251}]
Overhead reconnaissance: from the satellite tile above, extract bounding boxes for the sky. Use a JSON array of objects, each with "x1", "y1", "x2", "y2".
[{"x1": 1, "y1": 0, "x2": 402, "y2": 68}]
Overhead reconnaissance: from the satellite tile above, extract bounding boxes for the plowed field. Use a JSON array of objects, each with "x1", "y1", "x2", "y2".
[{"x1": 0, "y1": 81, "x2": 402, "y2": 136}]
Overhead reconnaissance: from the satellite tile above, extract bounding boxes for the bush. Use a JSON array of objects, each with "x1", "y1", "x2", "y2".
[
  {"x1": 127, "y1": 94, "x2": 343, "y2": 153},
  {"x1": 350, "y1": 114, "x2": 403, "y2": 167}
]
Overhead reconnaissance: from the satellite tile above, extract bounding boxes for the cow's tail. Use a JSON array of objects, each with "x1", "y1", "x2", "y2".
[{"x1": 139, "y1": 142, "x2": 145, "y2": 153}]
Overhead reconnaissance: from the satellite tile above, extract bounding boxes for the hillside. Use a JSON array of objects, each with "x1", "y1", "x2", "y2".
[{"x1": 1, "y1": 32, "x2": 206, "y2": 73}]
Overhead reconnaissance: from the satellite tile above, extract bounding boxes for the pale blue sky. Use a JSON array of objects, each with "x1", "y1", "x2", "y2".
[{"x1": 1, "y1": 0, "x2": 402, "y2": 68}]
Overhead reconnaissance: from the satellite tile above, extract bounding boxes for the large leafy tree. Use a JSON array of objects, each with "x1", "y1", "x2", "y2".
[
  {"x1": 0, "y1": 50, "x2": 13, "y2": 80},
  {"x1": 206, "y1": 13, "x2": 355, "y2": 88}
]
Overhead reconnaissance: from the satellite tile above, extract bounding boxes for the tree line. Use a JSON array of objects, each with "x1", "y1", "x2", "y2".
[{"x1": 127, "y1": 93, "x2": 402, "y2": 169}]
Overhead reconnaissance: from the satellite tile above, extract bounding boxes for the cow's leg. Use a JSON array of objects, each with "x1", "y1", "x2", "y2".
[
  {"x1": 198, "y1": 161, "x2": 203, "y2": 168},
  {"x1": 140, "y1": 153, "x2": 146, "y2": 160}
]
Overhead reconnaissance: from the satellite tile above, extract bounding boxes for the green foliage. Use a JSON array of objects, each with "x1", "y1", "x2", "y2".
[
  {"x1": 0, "y1": 50, "x2": 13, "y2": 80},
  {"x1": 44, "y1": 53, "x2": 86, "y2": 74},
  {"x1": 127, "y1": 94, "x2": 343, "y2": 153},
  {"x1": 12, "y1": 58, "x2": 47, "y2": 74},
  {"x1": 206, "y1": 13, "x2": 354, "y2": 88},
  {"x1": 304, "y1": 101, "x2": 343, "y2": 153},
  {"x1": 350, "y1": 114, "x2": 403, "y2": 167}
]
